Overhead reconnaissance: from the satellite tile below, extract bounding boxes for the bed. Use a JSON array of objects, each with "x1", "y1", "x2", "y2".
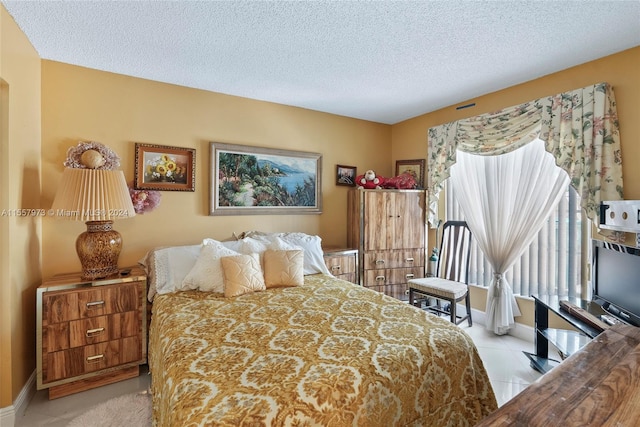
[{"x1": 144, "y1": 233, "x2": 497, "y2": 426}]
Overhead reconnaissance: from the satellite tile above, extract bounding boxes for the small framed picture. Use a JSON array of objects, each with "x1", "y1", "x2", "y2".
[
  {"x1": 134, "y1": 143, "x2": 196, "y2": 191},
  {"x1": 395, "y1": 159, "x2": 425, "y2": 188},
  {"x1": 336, "y1": 164, "x2": 357, "y2": 187}
]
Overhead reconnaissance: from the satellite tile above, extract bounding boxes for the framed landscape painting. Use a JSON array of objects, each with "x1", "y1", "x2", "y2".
[{"x1": 210, "y1": 142, "x2": 322, "y2": 215}]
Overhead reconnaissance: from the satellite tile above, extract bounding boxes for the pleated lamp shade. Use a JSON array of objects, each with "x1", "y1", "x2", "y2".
[
  {"x1": 52, "y1": 168, "x2": 136, "y2": 280},
  {"x1": 51, "y1": 168, "x2": 135, "y2": 221}
]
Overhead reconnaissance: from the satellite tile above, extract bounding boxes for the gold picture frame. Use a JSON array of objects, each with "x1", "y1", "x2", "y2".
[{"x1": 134, "y1": 143, "x2": 196, "y2": 191}]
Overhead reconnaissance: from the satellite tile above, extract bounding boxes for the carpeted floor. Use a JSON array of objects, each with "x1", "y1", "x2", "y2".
[{"x1": 67, "y1": 391, "x2": 151, "y2": 427}]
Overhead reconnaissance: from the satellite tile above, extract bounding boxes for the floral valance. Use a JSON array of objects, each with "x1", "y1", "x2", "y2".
[{"x1": 427, "y1": 82, "x2": 623, "y2": 238}]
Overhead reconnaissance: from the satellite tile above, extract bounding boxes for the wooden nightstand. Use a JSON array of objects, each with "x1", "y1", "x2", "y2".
[
  {"x1": 323, "y1": 248, "x2": 358, "y2": 284},
  {"x1": 36, "y1": 266, "x2": 147, "y2": 399}
]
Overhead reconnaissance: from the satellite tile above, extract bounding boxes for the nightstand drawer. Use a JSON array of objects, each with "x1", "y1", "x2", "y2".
[
  {"x1": 324, "y1": 254, "x2": 356, "y2": 275},
  {"x1": 43, "y1": 282, "x2": 139, "y2": 323},
  {"x1": 43, "y1": 311, "x2": 139, "y2": 351},
  {"x1": 335, "y1": 273, "x2": 356, "y2": 283},
  {"x1": 44, "y1": 336, "x2": 141, "y2": 382}
]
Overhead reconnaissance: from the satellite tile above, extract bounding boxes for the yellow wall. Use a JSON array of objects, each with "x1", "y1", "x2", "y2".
[
  {"x1": 392, "y1": 46, "x2": 640, "y2": 327},
  {"x1": 41, "y1": 61, "x2": 392, "y2": 279},
  {"x1": 0, "y1": 5, "x2": 42, "y2": 407}
]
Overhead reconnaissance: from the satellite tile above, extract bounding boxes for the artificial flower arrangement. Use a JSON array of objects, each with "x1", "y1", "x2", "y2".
[
  {"x1": 129, "y1": 185, "x2": 161, "y2": 214},
  {"x1": 144, "y1": 154, "x2": 187, "y2": 183}
]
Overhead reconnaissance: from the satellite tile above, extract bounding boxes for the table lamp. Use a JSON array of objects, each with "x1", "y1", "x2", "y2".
[{"x1": 51, "y1": 149, "x2": 136, "y2": 280}]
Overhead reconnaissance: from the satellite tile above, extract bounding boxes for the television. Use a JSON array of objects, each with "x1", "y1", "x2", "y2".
[{"x1": 591, "y1": 239, "x2": 640, "y2": 327}]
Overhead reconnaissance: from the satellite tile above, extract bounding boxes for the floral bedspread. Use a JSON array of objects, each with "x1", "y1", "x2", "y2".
[{"x1": 149, "y1": 274, "x2": 497, "y2": 426}]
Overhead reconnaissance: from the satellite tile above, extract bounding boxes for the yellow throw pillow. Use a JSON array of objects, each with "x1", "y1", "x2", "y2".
[
  {"x1": 220, "y1": 254, "x2": 266, "y2": 297},
  {"x1": 263, "y1": 249, "x2": 304, "y2": 288}
]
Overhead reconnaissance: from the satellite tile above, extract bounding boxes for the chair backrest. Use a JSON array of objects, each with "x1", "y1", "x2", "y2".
[{"x1": 436, "y1": 221, "x2": 472, "y2": 284}]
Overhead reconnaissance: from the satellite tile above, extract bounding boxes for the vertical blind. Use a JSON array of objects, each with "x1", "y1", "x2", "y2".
[{"x1": 446, "y1": 182, "x2": 586, "y2": 299}]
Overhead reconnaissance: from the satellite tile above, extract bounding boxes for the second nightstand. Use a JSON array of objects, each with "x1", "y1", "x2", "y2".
[{"x1": 323, "y1": 248, "x2": 358, "y2": 284}]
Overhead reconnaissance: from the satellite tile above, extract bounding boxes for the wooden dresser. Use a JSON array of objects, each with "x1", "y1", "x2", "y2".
[
  {"x1": 477, "y1": 325, "x2": 640, "y2": 426},
  {"x1": 36, "y1": 266, "x2": 147, "y2": 399},
  {"x1": 323, "y1": 248, "x2": 358, "y2": 284},
  {"x1": 348, "y1": 189, "x2": 426, "y2": 300}
]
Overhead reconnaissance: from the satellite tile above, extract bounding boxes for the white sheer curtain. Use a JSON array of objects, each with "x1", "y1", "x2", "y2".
[{"x1": 449, "y1": 139, "x2": 570, "y2": 334}]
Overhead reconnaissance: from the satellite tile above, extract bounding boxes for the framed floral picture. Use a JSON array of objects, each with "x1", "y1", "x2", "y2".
[
  {"x1": 395, "y1": 159, "x2": 425, "y2": 188},
  {"x1": 210, "y1": 142, "x2": 322, "y2": 215},
  {"x1": 336, "y1": 164, "x2": 357, "y2": 186},
  {"x1": 134, "y1": 143, "x2": 196, "y2": 191}
]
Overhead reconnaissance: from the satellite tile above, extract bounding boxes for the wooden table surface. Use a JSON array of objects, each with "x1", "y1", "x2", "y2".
[{"x1": 476, "y1": 324, "x2": 640, "y2": 426}]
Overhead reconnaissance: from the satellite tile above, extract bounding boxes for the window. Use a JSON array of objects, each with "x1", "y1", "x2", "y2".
[{"x1": 446, "y1": 182, "x2": 588, "y2": 299}]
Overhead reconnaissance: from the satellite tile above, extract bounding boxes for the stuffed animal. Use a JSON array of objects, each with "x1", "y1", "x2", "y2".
[
  {"x1": 355, "y1": 170, "x2": 386, "y2": 189},
  {"x1": 383, "y1": 172, "x2": 418, "y2": 189}
]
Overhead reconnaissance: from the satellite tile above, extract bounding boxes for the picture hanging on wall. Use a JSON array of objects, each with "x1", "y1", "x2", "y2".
[
  {"x1": 134, "y1": 143, "x2": 195, "y2": 191},
  {"x1": 336, "y1": 164, "x2": 357, "y2": 186},
  {"x1": 395, "y1": 158, "x2": 425, "y2": 189},
  {"x1": 210, "y1": 142, "x2": 322, "y2": 215}
]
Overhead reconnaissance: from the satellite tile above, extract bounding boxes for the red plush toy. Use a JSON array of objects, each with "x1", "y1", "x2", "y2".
[
  {"x1": 355, "y1": 169, "x2": 386, "y2": 189},
  {"x1": 383, "y1": 172, "x2": 418, "y2": 189}
]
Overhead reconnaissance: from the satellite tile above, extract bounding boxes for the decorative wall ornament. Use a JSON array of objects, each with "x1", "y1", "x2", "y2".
[
  {"x1": 64, "y1": 141, "x2": 120, "y2": 170},
  {"x1": 129, "y1": 185, "x2": 161, "y2": 214}
]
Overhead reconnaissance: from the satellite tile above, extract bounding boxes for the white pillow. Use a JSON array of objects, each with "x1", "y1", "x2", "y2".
[
  {"x1": 219, "y1": 239, "x2": 244, "y2": 253},
  {"x1": 218, "y1": 232, "x2": 331, "y2": 275},
  {"x1": 141, "y1": 244, "x2": 202, "y2": 300},
  {"x1": 218, "y1": 236, "x2": 296, "y2": 265},
  {"x1": 182, "y1": 240, "x2": 241, "y2": 293},
  {"x1": 270, "y1": 232, "x2": 331, "y2": 275}
]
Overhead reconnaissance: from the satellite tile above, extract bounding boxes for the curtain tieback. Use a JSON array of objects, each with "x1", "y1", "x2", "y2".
[{"x1": 493, "y1": 273, "x2": 503, "y2": 291}]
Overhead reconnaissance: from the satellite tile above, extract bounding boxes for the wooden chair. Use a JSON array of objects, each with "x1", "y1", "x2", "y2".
[{"x1": 408, "y1": 221, "x2": 473, "y2": 326}]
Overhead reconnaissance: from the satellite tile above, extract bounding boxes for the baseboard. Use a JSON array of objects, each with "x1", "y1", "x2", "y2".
[
  {"x1": 0, "y1": 369, "x2": 37, "y2": 427},
  {"x1": 470, "y1": 306, "x2": 486, "y2": 326},
  {"x1": 466, "y1": 304, "x2": 534, "y2": 342},
  {"x1": 0, "y1": 404, "x2": 15, "y2": 427},
  {"x1": 509, "y1": 320, "x2": 535, "y2": 342}
]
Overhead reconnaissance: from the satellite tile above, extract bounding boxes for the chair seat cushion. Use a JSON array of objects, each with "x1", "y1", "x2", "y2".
[{"x1": 408, "y1": 277, "x2": 468, "y2": 299}]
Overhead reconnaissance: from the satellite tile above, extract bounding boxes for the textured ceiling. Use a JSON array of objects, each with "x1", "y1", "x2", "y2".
[{"x1": 3, "y1": 1, "x2": 639, "y2": 124}]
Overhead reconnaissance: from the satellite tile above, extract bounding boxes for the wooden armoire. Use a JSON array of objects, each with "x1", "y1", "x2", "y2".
[{"x1": 347, "y1": 189, "x2": 426, "y2": 300}]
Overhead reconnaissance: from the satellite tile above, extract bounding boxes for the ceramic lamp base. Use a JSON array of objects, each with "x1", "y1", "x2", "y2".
[{"x1": 76, "y1": 220, "x2": 122, "y2": 280}]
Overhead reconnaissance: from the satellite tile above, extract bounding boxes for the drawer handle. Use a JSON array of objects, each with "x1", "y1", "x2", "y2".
[
  {"x1": 405, "y1": 257, "x2": 414, "y2": 263},
  {"x1": 331, "y1": 265, "x2": 341, "y2": 271},
  {"x1": 375, "y1": 275, "x2": 386, "y2": 282},
  {"x1": 86, "y1": 327, "x2": 105, "y2": 338},
  {"x1": 375, "y1": 259, "x2": 385, "y2": 265},
  {"x1": 406, "y1": 274, "x2": 415, "y2": 279},
  {"x1": 86, "y1": 300, "x2": 105, "y2": 309},
  {"x1": 86, "y1": 354, "x2": 104, "y2": 364}
]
